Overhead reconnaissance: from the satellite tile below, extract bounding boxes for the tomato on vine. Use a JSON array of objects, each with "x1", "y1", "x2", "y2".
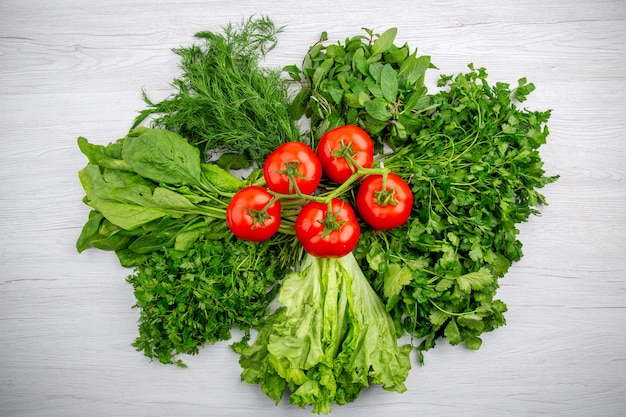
[
  {"x1": 295, "y1": 198, "x2": 360, "y2": 258},
  {"x1": 356, "y1": 173, "x2": 413, "y2": 230},
  {"x1": 316, "y1": 125, "x2": 374, "y2": 184},
  {"x1": 226, "y1": 186, "x2": 281, "y2": 241},
  {"x1": 263, "y1": 142, "x2": 322, "y2": 195}
]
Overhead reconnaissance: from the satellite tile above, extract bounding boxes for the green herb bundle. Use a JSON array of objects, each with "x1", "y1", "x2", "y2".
[
  {"x1": 288, "y1": 28, "x2": 558, "y2": 362},
  {"x1": 76, "y1": 127, "x2": 298, "y2": 365},
  {"x1": 77, "y1": 18, "x2": 308, "y2": 366},
  {"x1": 128, "y1": 235, "x2": 287, "y2": 366},
  {"x1": 133, "y1": 16, "x2": 302, "y2": 168},
  {"x1": 285, "y1": 27, "x2": 436, "y2": 149}
]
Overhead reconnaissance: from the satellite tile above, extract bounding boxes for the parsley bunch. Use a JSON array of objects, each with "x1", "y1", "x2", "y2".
[
  {"x1": 289, "y1": 29, "x2": 558, "y2": 362},
  {"x1": 128, "y1": 235, "x2": 289, "y2": 366}
]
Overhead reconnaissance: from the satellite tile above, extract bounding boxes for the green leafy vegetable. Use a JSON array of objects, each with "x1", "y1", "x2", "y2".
[
  {"x1": 76, "y1": 127, "x2": 302, "y2": 268},
  {"x1": 133, "y1": 16, "x2": 302, "y2": 166},
  {"x1": 76, "y1": 128, "x2": 237, "y2": 264},
  {"x1": 286, "y1": 27, "x2": 436, "y2": 149},
  {"x1": 233, "y1": 253, "x2": 411, "y2": 414},
  {"x1": 75, "y1": 19, "x2": 559, "y2": 414},
  {"x1": 355, "y1": 64, "x2": 557, "y2": 362},
  {"x1": 127, "y1": 234, "x2": 288, "y2": 366},
  {"x1": 77, "y1": 127, "x2": 303, "y2": 365},
  {"x1": 293, "y1": 28, "x2": 557, "y2": 363}
]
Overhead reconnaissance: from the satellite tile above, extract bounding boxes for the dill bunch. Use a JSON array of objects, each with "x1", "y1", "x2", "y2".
[{"x1": 132, "y1": 16, "x2": 301, "y2": 166}]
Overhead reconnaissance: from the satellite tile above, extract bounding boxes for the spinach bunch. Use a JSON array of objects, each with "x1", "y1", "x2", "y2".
[
  {"x1": 76, "y1": 127, "x2": 242, "y2": 267},
  {"x1": 291, "y1": 29, "x2": 558, "y2": 362}
]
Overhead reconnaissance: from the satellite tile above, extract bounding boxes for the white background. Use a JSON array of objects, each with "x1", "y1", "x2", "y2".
[{"x1": 1, "y1": 1, "x2": 625, "y2": 416}]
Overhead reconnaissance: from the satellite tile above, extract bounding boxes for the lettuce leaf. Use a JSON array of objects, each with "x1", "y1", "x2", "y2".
[{"x1": 233, "y1": 253, "x2": 411, "y2": 414}]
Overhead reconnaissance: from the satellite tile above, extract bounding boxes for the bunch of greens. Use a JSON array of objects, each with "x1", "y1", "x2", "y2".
[
  {"x1": 285, "y1": 27, "x2": 436, "y2": 149},
  {"x1": 233, "y1": 252, "x2": 411, "y2": 414},
  {"x1": 76, "y1": 127, "x2": 297, "y2": 364},
  {"x1": 128, "y1": 235, "x2": 287, "y2": 366},
  {"x1": 133, "y1": 16, "x2": 302, "y2": 168},
  {"x1": 75, "y1": 17, "x2": 558, "y2": 413},
  {"x1": 287, "y1": 28, "x2": 558, "y2": 362},
  {"x1": 77, "y1": 127, "x2": 242, "y2": 267},
  {"x1": 78, "y1": 17, "x2": 307, "y2": 367}
]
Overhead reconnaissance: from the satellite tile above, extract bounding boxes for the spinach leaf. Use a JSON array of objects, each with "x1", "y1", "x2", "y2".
[{"x1": 121, "y1": 128, "x2": 203, "y2": 187}]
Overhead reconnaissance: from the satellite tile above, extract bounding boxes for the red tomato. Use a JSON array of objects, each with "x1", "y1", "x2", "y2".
[
  {"x1": 316, "y1": 125, "x2": 374, "y2": 184},
  {"x1": 226, "y1": 186, "x2": 281, "y2": 241},
  {"x1": 356, "y1": 173, "x2": 413, "y2": 230},
  {"x1": 263, "y1": 142, "x2": 322, "y2": 195},
  {"x1": 295, "y1": 198, "x2": 360, "y2": 258}
]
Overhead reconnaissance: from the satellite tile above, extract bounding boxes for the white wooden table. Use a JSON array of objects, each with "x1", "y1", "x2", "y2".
[{"x1": 1, "y1": 1, "x2": 625, "y2": 416}]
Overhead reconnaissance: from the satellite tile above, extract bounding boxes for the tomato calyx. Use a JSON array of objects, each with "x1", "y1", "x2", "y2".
[
  {"x1": 269, "y1": 159, "x2": 314, "y2": 194},
  {"x1": 243, "y1": 202, "x2": 276, "y2": 229},
  {"x1": 319, "y1": 202, "x2": 347, "y2": 238},
  {"x1": 374, "y1": 188, "x2": 400, "y2": 207},
  {"x1": 330, "y1": 139, "x2": 361, "y2": 173},
  {"x1": 373, "y1": 172, "x2": 399, "y2": 207}
]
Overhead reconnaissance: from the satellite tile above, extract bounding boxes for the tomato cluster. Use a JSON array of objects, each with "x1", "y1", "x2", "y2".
[{"x1": 226, "y1": 125, "x2": 413, "y2": 258}]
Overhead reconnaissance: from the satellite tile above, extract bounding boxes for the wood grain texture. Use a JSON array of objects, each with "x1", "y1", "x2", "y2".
[{"x1": 1, "y1": 1, "x2": 625, "y2": 416}]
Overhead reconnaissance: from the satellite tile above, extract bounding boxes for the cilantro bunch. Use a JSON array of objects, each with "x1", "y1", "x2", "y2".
[{"x1": 288, "y1": 28, "x2": 558, "y2": 362}]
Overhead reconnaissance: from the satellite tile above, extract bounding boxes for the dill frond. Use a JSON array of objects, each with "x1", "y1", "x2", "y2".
[{"x1": 133, "y1": 16, "x2": 301, "y2": 166}]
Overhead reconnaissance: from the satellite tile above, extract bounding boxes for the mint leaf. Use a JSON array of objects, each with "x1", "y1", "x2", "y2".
[
  {"x1": 371, "y1": 27, "x2": 397, "y2": 56},
  {"x1": 380, "y1": 64, "x2": 399, "y2": 102},
  {"x1": 365, "y1": 97, "x2": 392, "y2": 121},
  {"x1": 312, "y1": 57, "x2": 334, "y2": 88}
]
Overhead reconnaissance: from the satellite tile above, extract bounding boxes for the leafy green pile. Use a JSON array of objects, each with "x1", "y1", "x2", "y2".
[
  {"x1": 77, "y1": 18, "x2": 309, "y2": 366},
  {"x1": 233, "y1": 253, "x2": 411, "y2": 414},
  {"x1": 286, "y1": 27, "x2": 435, "y2": 149},
  {"x1": 128, "y1": 235, "x2": 287, "y2": 366},
  {"x1": 133, "y1": 16, "x2": 301, "y2": 168},
  {"x1": 76, "y1": 16, "x2": 558, "y2": 413},
  {"x1": 77, "y1": 127, "x2": 240, "y2": 267},
  {"x1": 76, "y1": 127, "x2": 296, "y2": 364},
  {"x1": 287, "y1": 28, "x2": 557, "y2": 362}
]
